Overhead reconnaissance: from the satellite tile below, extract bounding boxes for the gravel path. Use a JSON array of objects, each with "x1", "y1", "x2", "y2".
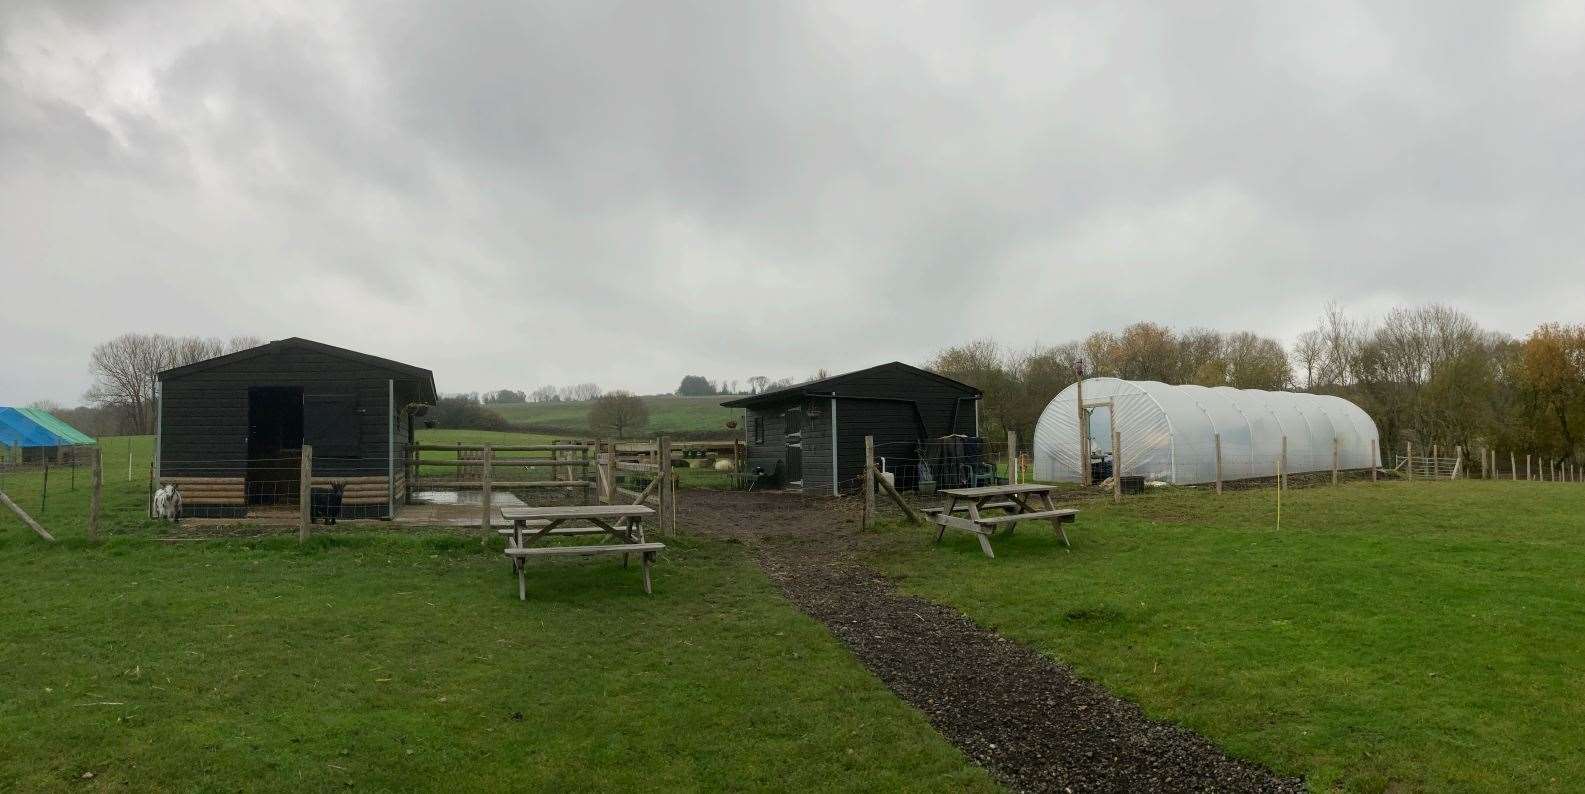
[{"x1": 682, "y1": 490, "x2": 1303, "y2": 793}]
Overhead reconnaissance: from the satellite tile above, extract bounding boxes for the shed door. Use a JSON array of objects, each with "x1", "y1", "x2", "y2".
[
  {"x1": 783, "y1": 407, "x2": 803, "y2": 484},
  {"x1": 304, "y1": 394, "x2": 361, "y2": 458}
]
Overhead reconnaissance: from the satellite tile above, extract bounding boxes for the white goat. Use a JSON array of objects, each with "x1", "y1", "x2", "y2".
[{"x1": 153, "y1": 484, "x2": 182, "y2": 522}]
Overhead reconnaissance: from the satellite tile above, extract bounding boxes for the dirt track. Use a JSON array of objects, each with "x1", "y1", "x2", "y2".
[{"x1": 681, "y1": 489, "x2": 1302, "y2": 794}]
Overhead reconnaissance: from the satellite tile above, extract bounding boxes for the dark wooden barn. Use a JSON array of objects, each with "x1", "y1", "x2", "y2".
[
  {"x1": 156, "y1": 338, "x2": 438, "y2": 518},
  {"x1": 721, "y1": 362, "x2": 982, "y2": 495}
]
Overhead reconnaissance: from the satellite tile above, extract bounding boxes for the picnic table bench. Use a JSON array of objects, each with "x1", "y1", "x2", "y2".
[
  {"x1": 498, "y1": 505, "x2": 664, "y2": 597},
  {"x1": 930, "y1": 484, "x2": 1077, "y2": 559}
]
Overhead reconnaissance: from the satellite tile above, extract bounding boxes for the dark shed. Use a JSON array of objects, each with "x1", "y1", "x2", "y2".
[
  {"x1": 156, "y1": 338, "x2": 438, "y2": 518},
  {"x1": 721, "y1": 362, "x2": 981, "y2": 495}
]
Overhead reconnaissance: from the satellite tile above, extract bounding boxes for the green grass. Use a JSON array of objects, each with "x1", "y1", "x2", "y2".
[
  {"x1": 871, "y1": 480, "x2": 1585, "y2": 792},
  {"x1": 488, "y1": 396, "x2": 739, "y2": 438},
  {"x1": 0, "y1": 437, "x2": 993, "y2": 792}
]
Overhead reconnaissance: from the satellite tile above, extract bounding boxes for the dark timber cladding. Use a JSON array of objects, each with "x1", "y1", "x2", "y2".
[
  {"x1": 156, "y1": 338, "x2": 438, "y2": 518},
  {"x1": 722, "y1": 362, "x2": 981, "y2": 495}
]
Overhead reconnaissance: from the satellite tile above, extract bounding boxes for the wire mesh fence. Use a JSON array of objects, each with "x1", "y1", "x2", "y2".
[{"x1": 843, "y1": 434, "x2": 1585, "y2": 529}]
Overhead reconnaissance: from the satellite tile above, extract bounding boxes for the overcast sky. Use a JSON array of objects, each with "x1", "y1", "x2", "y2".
[{"x1": 3, "y1": 1, "x2": 1584, "y2": 405}]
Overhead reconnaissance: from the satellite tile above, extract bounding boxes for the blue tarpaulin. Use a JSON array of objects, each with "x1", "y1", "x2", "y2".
[{"x1": 0, "y1": 407, "x2": 94, "y2": 448}]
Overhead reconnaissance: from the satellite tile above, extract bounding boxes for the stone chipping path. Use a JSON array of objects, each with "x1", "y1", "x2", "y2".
[{"x1": 680, "y1": 490, "x2": 1303, "y2": 793}]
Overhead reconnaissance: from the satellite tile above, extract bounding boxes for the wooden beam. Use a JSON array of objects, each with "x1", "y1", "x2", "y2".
[
  {"x1": 1332, "y1": 436, "x2": 1340, "y2": 486},
  {"x1": 0, "y1": 489, "x2": 55, "y2": 542},
  {"x1": 874, "y1": 472, "x2": 921, "y2": 525}
]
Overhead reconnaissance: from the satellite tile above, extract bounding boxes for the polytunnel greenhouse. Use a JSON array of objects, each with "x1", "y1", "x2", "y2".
[{"x1": 1032, "y1": 378, "x2": 1380, "y2": 485}]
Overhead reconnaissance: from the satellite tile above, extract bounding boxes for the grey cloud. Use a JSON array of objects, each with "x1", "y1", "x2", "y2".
[{"x1": 2, "y1": 0, "x2": 1584, "y2": 406}]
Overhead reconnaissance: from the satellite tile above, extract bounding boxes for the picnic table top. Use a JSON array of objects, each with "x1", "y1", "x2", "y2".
[
  {"x1": 940, "y1": 483, "x2": 1059, "y2": 498},
  {"x1": 499, "y1": 505, "x2": 656, "y2": 520}
]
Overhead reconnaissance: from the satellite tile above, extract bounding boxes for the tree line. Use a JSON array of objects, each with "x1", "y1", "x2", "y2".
[{"x1": 927, "y1": 304, "x2": 1584, "y2": 465}]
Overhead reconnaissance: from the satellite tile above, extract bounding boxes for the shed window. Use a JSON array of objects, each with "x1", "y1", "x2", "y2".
[{"x1": 752, "y1": 417, "x2": 764, "y2": 445}]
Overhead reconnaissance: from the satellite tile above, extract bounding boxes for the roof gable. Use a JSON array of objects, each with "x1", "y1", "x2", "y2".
[
  {"x1": 158, "y1": 337, "x2": 438, "y2": 402},
  {"x1": 721, "y1": 361, "x2": 980, "y2": 408}
]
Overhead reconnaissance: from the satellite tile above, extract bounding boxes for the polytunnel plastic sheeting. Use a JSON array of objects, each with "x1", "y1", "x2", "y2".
[{"x1": 1031, "y1": 378, "x2": 1381, "y2": 485}]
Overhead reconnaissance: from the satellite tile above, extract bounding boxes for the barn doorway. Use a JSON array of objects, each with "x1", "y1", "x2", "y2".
[{"x1": 247, "y1": 386, "x2": 304, "y2": 505}]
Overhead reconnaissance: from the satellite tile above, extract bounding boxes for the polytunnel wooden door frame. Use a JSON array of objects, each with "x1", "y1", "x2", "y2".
[{"x1": 1079, "y1": 398, "x2": 1116, "y2": 485}]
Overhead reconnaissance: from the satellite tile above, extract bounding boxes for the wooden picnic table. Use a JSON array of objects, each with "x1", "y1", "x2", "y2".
[
  {"x1": 928, "y1": 484, "x2": 1077, "y2": 559},
  {"x1": 498, "y1": 505, "x2": 664, "y2": 597}
]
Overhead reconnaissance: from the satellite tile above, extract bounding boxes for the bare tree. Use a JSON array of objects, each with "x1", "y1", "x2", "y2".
[
  {"x1": 747, "y1": 376, "x2": 770, "y2": 395},
  {"x1": 85, "y1": 333, "x2": 163, "y2": 433},
  {"x1": 85, "y1": 333, "x2": 261, "y2": 434},
  {"x1": 588, "y1": 391, "x2": 649, "y2": 437},
  {"x1": 1293, "y1": 330, "x2": 1323, "y2": 389}
]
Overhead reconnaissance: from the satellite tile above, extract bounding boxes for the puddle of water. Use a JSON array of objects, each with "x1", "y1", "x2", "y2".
[{"x1": 411, "y1": 490, "x2": 527, "y2": 507}]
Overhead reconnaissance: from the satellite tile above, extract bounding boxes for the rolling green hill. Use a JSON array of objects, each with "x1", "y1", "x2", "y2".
[{"x1": 487, "y1": 395, "x2": 741, "y2": 438}]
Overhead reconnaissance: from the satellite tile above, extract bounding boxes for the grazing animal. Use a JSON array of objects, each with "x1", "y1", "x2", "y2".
[
  {"x1": 310, "y1": 482, "x2": 346, "y2": 525},
  {"x1": 153, "y1": 484, "x2": 182, "y2": 522}
]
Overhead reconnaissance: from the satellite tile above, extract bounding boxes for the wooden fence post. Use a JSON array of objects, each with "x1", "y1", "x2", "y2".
[
  {"x1": 658, "y1": 436, "x2": 672, "y2": 535},
  {"x1": 1275, "y1": 458, "x2": 1282, "y2": 530},
  {"x1": 863, "y1": 435, "x2": 875, "y2": 530},
  {"x1": 1007, "y1": 430, "x2": 1018, "y2": 484},
  {"x1": 581, "y1": 444, "x2": 592, "y2": 504},
  {"x1": 606, "y1": 443, "x2": 618, "y2": 505},
  {"x1": 1214, "y1": 432, "x2": 1223, "y2": 494},
  {"x1": 299, "y1": 445, "x2": 313, "y2": 542},
  {"x1": 1112, "y1": 430, "x2": 1122, "y2": 505},
  {"x1": 1280, "y1": 436, "x2": 1288, "y2": 491},
  {"x1": 479, "y1": 444, "x2": 493, "y2": 542},
  {"x1": 127, "y1": 438, "x2": 134, "y2": 482},
  {"x1": 1526, "y1": 454, "x2": 1531, "y2": 481},
  {"x1": 1370, "y1": 439, "x2": 1378, "y2": 482},
  {"x1": 88, "y1": 446, "x2": 102, "y2": 543},
  {"x1": 1332, "y1": 436, "x2": 1340, "y2": 486},
  {"x1": 1076, "y1": 379, "x2": 1089, "y2": 486},
  {"x1": 1510, "y1": 450, "x2": 1517, "y2": 482},
  {"x1": 1407, "y1": 442, "x2": 1413, "y2": 481},
  {"x1": 1452, "y1": 445, "x2": 1462, "y2": 480}
]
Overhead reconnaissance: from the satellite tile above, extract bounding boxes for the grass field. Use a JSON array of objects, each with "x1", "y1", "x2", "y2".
[
  {"x1": 873, "y1": 480, "x2": 1585, "y2": 792},
  {"x1": 8, "y1": 436, "x2": 1585, "y2": 791},
  {"x1": 0, "y1": 436, "x2": 991, "y2": 791},
  {"x1": 487, "y1": 395, "x2": 739, "y2": 438}
]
